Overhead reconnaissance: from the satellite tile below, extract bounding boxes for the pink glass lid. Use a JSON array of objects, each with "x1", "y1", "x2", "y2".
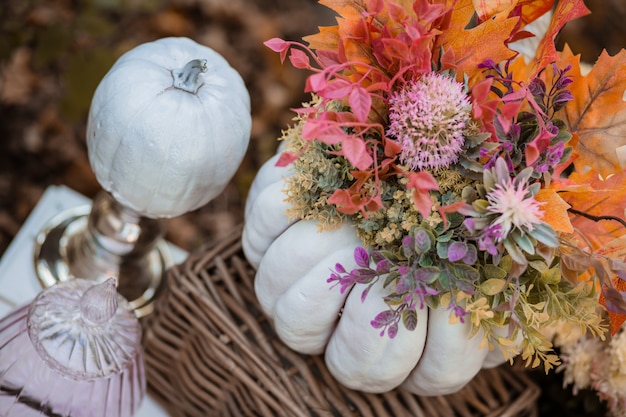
[{"x1": 27, "y1": 277, "x2": 142, "y2": 381}]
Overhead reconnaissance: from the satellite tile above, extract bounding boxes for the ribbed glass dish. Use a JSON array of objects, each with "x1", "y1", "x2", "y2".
[{"x1": 0, "y1": 277, "x2": 145, "y2": 417}]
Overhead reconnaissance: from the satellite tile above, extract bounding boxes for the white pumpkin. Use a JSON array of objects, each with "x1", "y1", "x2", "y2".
[
  {"x1": 87, "y1": 37, "x2": 251, "y2": 218},
  {"x1": 242, "y1": 155, "x2": 512, "y2": 395}
]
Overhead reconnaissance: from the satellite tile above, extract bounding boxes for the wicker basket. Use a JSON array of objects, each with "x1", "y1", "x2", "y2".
[{"x1": 143, "y1": 226, "x2": 541, "y2": 417}]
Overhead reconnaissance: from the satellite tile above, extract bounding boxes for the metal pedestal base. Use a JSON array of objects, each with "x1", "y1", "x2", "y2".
[{"x1": 33, "y1": 195, "x2": 173, "y2": 318}]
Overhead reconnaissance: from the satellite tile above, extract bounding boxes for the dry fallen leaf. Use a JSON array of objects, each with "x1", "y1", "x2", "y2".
[{"x1": 0, "y1": 48, "x2": 37, "y2": 105}]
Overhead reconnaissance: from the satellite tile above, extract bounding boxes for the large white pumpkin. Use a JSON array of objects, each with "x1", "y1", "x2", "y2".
[
  {"x1": 242, "y1": 154, "x2": 511, "y2": 395},
  {"x1": 87, "y1": 37, "x2": 251, "y2": 218},
  {"x1": 241, "y1": 11, "x2": 557, "y2": 395}
]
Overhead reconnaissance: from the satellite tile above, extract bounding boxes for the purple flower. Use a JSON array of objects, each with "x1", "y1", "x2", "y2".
[
  {"x1": 478, "y1": 58, "x2": 497, "y2": 70},
  {"x1": 536, "y1": 141, "x2": 565, "y2": 173},
  {"x1": 477, "y1": 224, "x2": 502, "y2": 256},
  {"x1": 387, "y1": 72, "x2": 471, "y2": 170},
  {"x1": 449, "y1": 302, "x2": 468, "y2": 323},
  {"x1": 354, "y1": 246, "x2": 370, "y2": 268},
  {"x1": 547, "y1": 142, "x2": 565, "y2": 165}
]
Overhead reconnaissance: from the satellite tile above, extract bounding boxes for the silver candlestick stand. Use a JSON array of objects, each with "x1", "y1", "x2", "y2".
[{"x1": 34, "y1": 191, "x2": 173, "y2": 318}]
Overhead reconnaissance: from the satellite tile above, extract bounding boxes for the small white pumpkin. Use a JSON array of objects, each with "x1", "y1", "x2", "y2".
[
  {"x1": 242, "y1": 155, "x2": 511, "y2": 395},
  {"x1": 87, "y1": 37, "x2": 251, "y2": 218}
]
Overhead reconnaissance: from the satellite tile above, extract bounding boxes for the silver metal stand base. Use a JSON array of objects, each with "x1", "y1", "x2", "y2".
[{"x1": 33, "y1": 193, "x2": 173, "y2": 318}]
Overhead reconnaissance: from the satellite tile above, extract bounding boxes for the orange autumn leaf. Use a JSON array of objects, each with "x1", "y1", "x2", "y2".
[
  {"x1": 440, "y1": 0, "x2": 476, "y2": 34},
  {"x1": 304, "y1": 25, "x2": 341, "y2": 52},
  {"x1": 473, "y1": 0, "x2": 554, "y2": 24},
  {"x1": 435, "y1": 0, "x2": 518, "y2": 80},
  {"x1": 304, "y1": 0, "x2": 418, "y2": 65},
  {"x1": 531, "y1": 0, "x2": 589, "y2": 73},
  {"x1": 557, "y1": 46, "x2": 626, "y2": 177},
  {"x1": 556, "y1": 170, "x2": 626, "y2": 250},
  {"x1": 304, "y1": 0, "x2": 369, "y2": 62},
  {"x1": 473, "y1": 0, "x2": 517, "y2": 20},
  {"x1": 453, "y1": 17, "x2": 519, "y2": 79},
  {"x1": 535, "y1": 188, "x2": 573, "y2": 234}
]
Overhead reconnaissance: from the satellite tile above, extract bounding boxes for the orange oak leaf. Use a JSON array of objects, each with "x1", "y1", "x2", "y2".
[
  {"x1": 473, "y1": 0, "x2": 554, "y2": 24},
  {"x1": 435, "y1": 0, "x2": 519, "y2": 81},
  {"x1": 304, "y1": 25, "x2": 340, "y2": 52},
  {"x1": 304, "y1": 0, "x2": 418, "y2": 66},
  {"x1": 304, "y1": 0, "x2": 369, "y2": 61},
  {"x1": 535, "y1": 188, "x2": 573, "y2": 234},
  {"x1": 556, "y1": 170, "x2": 626, "y2": 250},
  {"x1": 473, "y1": 0, "x2": 518, "y2": 20},
  {"x1": 532, "y1": 0, "x2": 589, "y2": 73},
  {"x1": 557, "y1": 46, "x2": 626, "y2": 178}
]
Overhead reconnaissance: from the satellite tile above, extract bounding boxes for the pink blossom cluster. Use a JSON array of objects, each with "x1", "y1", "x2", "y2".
[{"x1": 387, "y1": 72, "x2": 471, "y2": 171}]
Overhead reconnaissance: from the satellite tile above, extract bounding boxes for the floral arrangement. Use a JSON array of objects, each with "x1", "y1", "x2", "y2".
[{"x1": 265, "y1": 0, "x2": 626, "y2": 375}]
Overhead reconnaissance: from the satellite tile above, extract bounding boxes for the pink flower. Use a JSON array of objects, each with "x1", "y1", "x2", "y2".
[
  {"x1": 387, "y1": 72, "x2": 471, "y2": 171},
  {"x1": 486, "y1": 176, "x2": 544, "y2": 239}
]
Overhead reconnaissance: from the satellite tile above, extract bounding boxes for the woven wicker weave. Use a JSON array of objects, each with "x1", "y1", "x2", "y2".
[{"x1": 143, "y1": 226, "x2": 541, "y2": 417}]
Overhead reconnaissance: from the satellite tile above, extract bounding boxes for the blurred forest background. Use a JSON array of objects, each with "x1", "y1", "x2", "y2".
[{"x1": 0, "y1": 0, "x2": 624, "y2": 415}]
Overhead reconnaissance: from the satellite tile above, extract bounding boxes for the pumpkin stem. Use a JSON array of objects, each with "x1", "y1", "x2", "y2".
[{"x1": 172, "y1": 59, "x2": 208, "y2": 93}]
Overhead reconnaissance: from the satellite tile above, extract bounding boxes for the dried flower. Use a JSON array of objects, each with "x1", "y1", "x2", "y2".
[
  {"x1": 560, "y1": 336, "x2": 603, "y2": 392},
  {"x1": 387, "y1": 72, "x2": 471, "y2": 171}
]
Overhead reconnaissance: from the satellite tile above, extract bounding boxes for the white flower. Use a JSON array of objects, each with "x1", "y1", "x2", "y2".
[
  {"x1": 486, "y1": 174, "x2": 543, "y2": 240},
  {"x1": 560, "y1": 337, "x2": 604, "y2": 393}
]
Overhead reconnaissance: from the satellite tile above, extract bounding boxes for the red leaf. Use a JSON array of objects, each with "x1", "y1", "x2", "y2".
[
  {"x1": 275, "y1": 151, "x2": 298, "y2": 167},
  {"x1": 327, "y1": 188, "x2": 367, "y2": 215},
  {"x1": 368, "y1": 0, "x2": 384, "y2": 13},
  {"x1": 383, "y1": 137, "x2": 401, "y2": 158},
  {"x1": 319, "y1": 79, "x2": 353, "y2": 99},
  {"x1": 525, "y1": 127, "x2": 554, "y2": 166},
  {"x1": 440, "y1": 47, "x2": 457, "y2": 70},
  {"x1": 406, "y1": 171, "x2": 439, "y2": 219},
  {"x1": 289, "y1": 48, "x2": 312, "y2": 69},
  {"x1": 349, "y1": 86, "x2": 372, "y2": 123},
  {"x1": 328, "y1": 187, "x2": 384, "y2": 217},
  {"x1": 380, "y1": 37, "x2": 411, "y2": 61},
  {"x1": 306, "y1": 72, "x2": 328, "y2": 93},
  {"x1": 327, "y1": 189, "x2": 359, "y2": 215},
  {"x1": 342, "y1": 136, "x2": 373, "y2": 170},
  {"x1": 301, "y1": 118, "x2": 346, "y2": 144},
  {"x1": 264, "y1": 38, "x2": 290, "y2": 62},
  {"x1": 387, "y1": 1, "x2": 407, "y2": 23},
  {"x1": 471, "y1": 77, "x2": 493, "y2": 102},
  {"x1": 351, "y1": 170, "x2": 372, "y2": 192},
  {"x1": 414, "y1": 1, "x2": 448, "y2": 22},
  {"x1": 264, "y1": 37, "x2": 289, "y2": 52},
  {"x1": 316, "y1": 49, "x2": 341, "y2": 67},
  {"x1": 438, "y1": 201, "x2": 467, "y2": 230}
]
